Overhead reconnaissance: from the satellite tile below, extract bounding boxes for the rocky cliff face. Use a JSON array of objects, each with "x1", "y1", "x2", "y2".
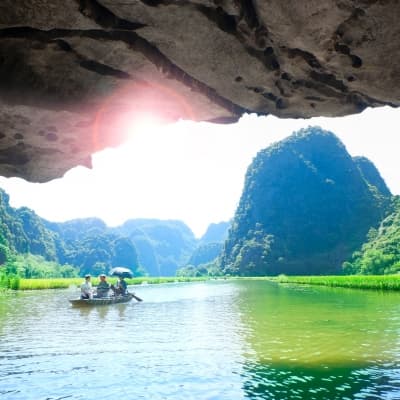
[
  {"x1": 220, "y1": 126, "x2": 391, "y2": 275},
  {"x1": 1, "y1": 1, "x2": 399, "y2": 181}
]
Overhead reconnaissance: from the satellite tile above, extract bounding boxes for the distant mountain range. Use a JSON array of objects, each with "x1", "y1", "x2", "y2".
[
  {"x1": 0, "y1": 189, "x2": 229, "y2": 277},
  {"x1": 114, "y1": 219, "x2": 230, "y2": 275},
  {"x1": 1, "y1": 125, "x2": 399, "y2": 278}
]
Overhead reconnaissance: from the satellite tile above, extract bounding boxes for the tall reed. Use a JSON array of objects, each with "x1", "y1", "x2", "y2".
[
  {"x1": 273, "y1": 274, "x2": 400, "y2": 291},
  {"x1": 16, "y1": 276, "x2": 211, "y2": 290}
]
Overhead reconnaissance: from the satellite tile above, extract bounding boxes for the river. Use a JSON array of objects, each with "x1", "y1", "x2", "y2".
[{"x1": 1, "y1": 280, "x2": 400, "y2": 399}]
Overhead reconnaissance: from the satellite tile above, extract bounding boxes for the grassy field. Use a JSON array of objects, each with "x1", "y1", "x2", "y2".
[
  {"x1": 4, "y1": 274, "x2": 400, "y2": 291},
  {"x1": 16, "y1": 276, "x2": 211, "y2": 290},
  {"x1": 271, "y1": 274, "x2": 400, "y2": 291}
]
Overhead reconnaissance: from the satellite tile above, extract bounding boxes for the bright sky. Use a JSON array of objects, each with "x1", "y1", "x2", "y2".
[{"x1": 0, "y1": 106, "x2": 398, "y2": 238}]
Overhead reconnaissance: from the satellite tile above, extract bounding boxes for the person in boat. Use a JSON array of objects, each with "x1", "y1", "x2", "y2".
[
  {"x1": 112, "y1": 276, "x2": 128, "y2": 296},
  {"x1": 80, "y1": 274, "x2": 93, "y2": 299},
  {"x1": 95, "y1": 274, "x2": 110, "y2": 298}
]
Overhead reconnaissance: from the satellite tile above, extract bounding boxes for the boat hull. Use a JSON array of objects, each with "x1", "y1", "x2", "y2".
[{"x1": 69, "y1": 294, "x2": 134, "y2": 306}]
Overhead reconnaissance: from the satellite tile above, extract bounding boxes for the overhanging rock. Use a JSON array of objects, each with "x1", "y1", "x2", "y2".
[{"x1": 0, "y1": 0, "x2": 399, "y2": 181}]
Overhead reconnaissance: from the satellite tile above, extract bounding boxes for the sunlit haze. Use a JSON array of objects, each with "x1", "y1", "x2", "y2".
[{"x1": 0, "y1": 107, "x2": 398, "y2": 238}]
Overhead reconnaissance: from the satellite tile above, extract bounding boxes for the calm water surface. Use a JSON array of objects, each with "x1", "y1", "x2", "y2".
[{"x1": 1, "y1": 280, "x2": 400, "y2": 399}]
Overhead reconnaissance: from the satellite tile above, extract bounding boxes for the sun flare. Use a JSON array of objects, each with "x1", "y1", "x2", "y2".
[{"x1": 122, "y1": 112, "x2": 167, "y2": 142}]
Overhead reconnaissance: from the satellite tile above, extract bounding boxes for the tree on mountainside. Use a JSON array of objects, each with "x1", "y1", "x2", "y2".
[
  {"x1": 343, "y1": 196, "x2": 400, "y2": 274},
  {"x1": 111, "y1": 236, "x2": 139, "y2": 270},
  {"x1": 188, "y1": 242, "x2": 223, "y2": 267}
]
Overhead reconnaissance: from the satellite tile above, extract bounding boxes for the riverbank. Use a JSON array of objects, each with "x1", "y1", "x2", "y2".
[
  {"x1": 7, "y1": 276, "x2": 211, "y2": 290},
  {"x1": 2, "y1": 274, "x2": 400, "y2": 291},
  {"x1": 269, "y1": 274, "x2": 400, "y2": 291}
]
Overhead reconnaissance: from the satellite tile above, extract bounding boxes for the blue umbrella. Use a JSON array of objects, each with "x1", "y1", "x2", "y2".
[
  {"x1": 109, "y1": 267, "x2": 142, "y2": 301},
  {"x1": 109, "y1": 267, "x2": 134, "y2": 278}
]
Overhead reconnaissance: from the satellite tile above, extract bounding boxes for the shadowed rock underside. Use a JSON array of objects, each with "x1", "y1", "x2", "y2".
[{"x1": 0, "y1": 0, "x2": 399, "y2": 181}]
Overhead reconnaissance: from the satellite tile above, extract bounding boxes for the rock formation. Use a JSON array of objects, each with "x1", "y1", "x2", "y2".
[
  {"x1": 220, "y1": 126, "x2": 391, "y2": 275},
  {"x1": 0, "y1": 1, "x2": 399, "y2": 181}
]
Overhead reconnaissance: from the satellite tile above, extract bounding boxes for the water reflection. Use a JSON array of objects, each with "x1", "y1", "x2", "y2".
[
  {"x1": 235, "y1": 280, "x2": 400, "y2": 399},
  {"x1": 241, "y1": 361, "x2": 400, "y2": 399},
  {"x1": 0, "y1": 282, "x2": 248, "y2": 400},
  {"x1": 75, "y1": 303, "x2": 128, "y2": 320},
  {"x1": 1, "y1": 281, "x2": 400, "y2": 399}
]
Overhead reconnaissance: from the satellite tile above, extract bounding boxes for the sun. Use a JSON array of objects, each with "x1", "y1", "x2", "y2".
[
  {"x1": 91, "y1": 81, "x2": 196, "y2": 151},
  {"x1": 122, "y1": 111, "x2": 166, "y2": 142}
]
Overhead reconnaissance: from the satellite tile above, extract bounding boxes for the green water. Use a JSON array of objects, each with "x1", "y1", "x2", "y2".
[
  {"x1": 0, "y1": 280, "x2": 399, "y2": 399},
  {"x1": 238, "y1": 281, "x2": 400, "y2": 399}
]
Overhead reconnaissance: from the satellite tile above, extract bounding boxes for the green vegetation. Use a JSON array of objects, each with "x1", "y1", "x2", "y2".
[
  {"x1": 272, "y1": 274, "x2": 400, "y2": 291},
  {"x1": 0, "y1": 191, "x2": 142, "y2": 278},
  {"x1": 221, "y1": 126, "x2": 391, "y2": 276},
  {"x1": 0, "y1": 253, "x2": 77, "y2": 290},
  {"x1": 0, "y1": 273, "x2": 20, "y2": 290},
  {"x1": 1, "y1": 126, "x2": 399, "y2": 285},
  {"x1": 19, "y1": 278, "x2": 82, "y2": 290},
  {"x1": 187, "y1": 242, "x2": 223, "y2": 267},
  {"x1": 5, "y1": 274, "x2": 400, "y2": 292},
  {"x1": 175, "y1": 222, "x2": 230, "y2": 278},
  {"x1": 16, "y1": 276, "x2": 212, "y2": 290},
  {"x1": 343, "y1": 196, "x2": 400, "y2": 274},
  {"x1": 0, "y1": 188, "x2": 217, "y2": 283},
  {"x1": 48, "y1": 218, "x2": 140, "y2": 276},
  {"x1": 60, "y1": 274, "x2": 400, "y2": 293},
  {"x1": 8, "y1": 253, "x2": 78, "y2": 278},
  {"x1": 176, "y1": 260, "x2": 223, "y2": 277}
]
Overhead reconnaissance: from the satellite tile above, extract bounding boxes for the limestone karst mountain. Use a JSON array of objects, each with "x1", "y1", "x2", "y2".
[{"x1": 220, "y1": 126, "x2": 391, "y2": 275}]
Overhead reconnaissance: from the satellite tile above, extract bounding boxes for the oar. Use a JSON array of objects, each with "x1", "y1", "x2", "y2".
[{"x1": 129, "y1": 292, "x2": 143, "y2": 302}]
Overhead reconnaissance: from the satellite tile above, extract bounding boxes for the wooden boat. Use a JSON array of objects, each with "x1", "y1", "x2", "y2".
[{"x1": 69, "y1": 293, "x2": 139, "y2": 307}]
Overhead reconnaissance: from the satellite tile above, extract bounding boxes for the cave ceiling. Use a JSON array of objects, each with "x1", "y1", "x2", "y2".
[{"x1": 0, "y1": 0, "x2": 399, "y2": 182}]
